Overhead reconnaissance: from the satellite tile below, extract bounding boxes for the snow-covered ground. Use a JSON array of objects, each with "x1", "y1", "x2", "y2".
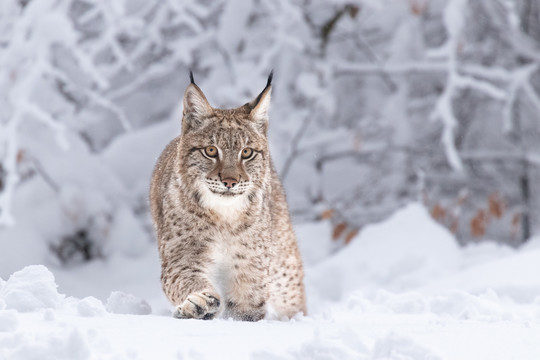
[{"x1": 1, "y1": 204, "x2": 540, "y2": 359}]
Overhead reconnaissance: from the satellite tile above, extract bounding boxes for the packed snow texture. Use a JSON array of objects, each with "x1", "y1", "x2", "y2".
[{"x1": 1, "y1": 204, "x2": 539, "y2": 359}]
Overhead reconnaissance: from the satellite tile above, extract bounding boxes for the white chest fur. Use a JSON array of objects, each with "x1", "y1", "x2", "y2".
[
  {"x1": 208, "y1": 238, "x2": 234, "y2": 297},
  {"x1": 198, "y1": 186, "x2": 250, "y2": 222}
]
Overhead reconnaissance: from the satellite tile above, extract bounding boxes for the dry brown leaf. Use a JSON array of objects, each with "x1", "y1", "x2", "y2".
[
  {"x1": 332, "y1": 222, "x2": 347, "y2": 241},
  {"x1": 488, "y1": 193, "x2": 504, "y2": 219},
  {"x1": 430, "y1": 204, "x2": 446, "y2": 221},
  {"x1": 470, "y1": 209, "x2": 487, "y2": 237},
  {"x1": 410, "y1": 0, "x2": 428, "y2": 15},
  {"x1": 16, "y1": 150, "x2": 25, "y2": 164},
  {"x1": 320, "y1": 209, "x2": 335, "y2": 220}
]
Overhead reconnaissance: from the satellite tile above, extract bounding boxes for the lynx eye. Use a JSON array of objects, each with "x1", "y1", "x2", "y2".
[
  {"x1": 241, "y1": 148, "x2": 254, "y2": 159},
  {"x1": 204, "y1": 146, "x2": 218, "y2": 158}
]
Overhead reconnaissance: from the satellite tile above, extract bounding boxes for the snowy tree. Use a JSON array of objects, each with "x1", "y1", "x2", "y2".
[
  {"x1": 0, "y1": 0, "x2": 223, "y2": 262},
  {"x1": 279, "y1": 0, "x2": 540, "y2": 246},
  {"x1": 1, "y1": 0, "x2": 540, "y2": 268}
]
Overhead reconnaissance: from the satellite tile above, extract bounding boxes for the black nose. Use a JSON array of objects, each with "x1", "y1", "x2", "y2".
[{"x1": 222, "y1": 178, "x2": 238, "y2": 189}]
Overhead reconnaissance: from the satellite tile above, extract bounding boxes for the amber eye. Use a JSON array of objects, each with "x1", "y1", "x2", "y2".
[
  {"x1": 204, "y1": 146, "x2": 218, "y2": 158},
  {"x1": 241, "y1": 148, "x2": 254, "y2": 159}
]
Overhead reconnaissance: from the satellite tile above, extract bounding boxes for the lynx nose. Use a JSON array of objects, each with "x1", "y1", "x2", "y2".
[{"x1": 222, "y1": 178, "x2": 238, "y2": 189}]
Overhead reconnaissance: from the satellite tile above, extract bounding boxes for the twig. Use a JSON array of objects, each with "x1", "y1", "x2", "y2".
[{"x1": 280, "y1": 115, "x2": 312, "y2": 181}]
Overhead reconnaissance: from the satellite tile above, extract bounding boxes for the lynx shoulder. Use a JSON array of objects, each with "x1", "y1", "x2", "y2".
[{"x1": 149, "y1": 72, "x2": 306, "y2": 321}]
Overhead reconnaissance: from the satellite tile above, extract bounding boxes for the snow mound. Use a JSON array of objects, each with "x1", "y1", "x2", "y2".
[
  {"x1": 427, "y1": 290, "x2": 512, "y2": 321},
  {"x1": 369, "y1": 290, "x2": 428, "y2": 314},
  {"x1": 106, "y1": 291, "x2": 152, "y2": 315},
  {"x1": 424, "y1": 245, "x2": 540, "y2": 302},
  {"x1": 0, "y1": 265, "x2": 64, "y2": 312},
  {"x1": 342, "y1": 288, "x2": 513, "y2": 322},
  {"x1": 0, "y1": 329, "x2": 91, "y2": 360},
  {"x1": 307, "y1": 203, "x2": 461, "y2": 301},
  {"x1": 76, "y1": 296, "x2": 107, "y2": 317}
]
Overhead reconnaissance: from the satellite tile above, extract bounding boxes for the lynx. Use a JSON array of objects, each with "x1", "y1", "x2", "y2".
[{"x1": 149, "y1": 72, "x2": 306, "y2": 321}]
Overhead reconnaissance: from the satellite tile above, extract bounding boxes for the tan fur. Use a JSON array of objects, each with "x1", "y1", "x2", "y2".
[{"x1": 149, "y1": 77, "x2": 306, "y2": 321}]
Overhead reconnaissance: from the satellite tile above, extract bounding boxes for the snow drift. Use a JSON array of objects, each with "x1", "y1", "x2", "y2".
[{"x1": 1, "y1": 204, "x2": 540, "y2": 359}]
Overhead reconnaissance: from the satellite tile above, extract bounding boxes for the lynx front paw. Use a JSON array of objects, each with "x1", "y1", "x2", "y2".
[{"x1": 174, "y1": 291, "x2": 221, "y2": 320}]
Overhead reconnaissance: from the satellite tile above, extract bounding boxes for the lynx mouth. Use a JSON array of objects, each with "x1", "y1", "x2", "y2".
[{"x1": 209, "y1": 189, "x2": 244, "y2": 197}]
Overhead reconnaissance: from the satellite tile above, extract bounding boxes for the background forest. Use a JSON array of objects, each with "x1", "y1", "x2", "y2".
[{"x1": 1, "y1": 0, "x2": 540, "y2": 269}]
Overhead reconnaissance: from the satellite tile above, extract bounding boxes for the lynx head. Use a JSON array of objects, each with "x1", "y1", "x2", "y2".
[{"x1": 177, "y1": 72, "x2": 273, "y2": 215}]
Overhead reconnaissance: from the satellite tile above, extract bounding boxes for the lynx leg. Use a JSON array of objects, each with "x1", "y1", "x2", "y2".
[
  {"x1": 267, "y1": 261, "x2": 306, "y2": 319},
  {"x1": 161, "y1": 260, "x2": 221, "y2": 319}
]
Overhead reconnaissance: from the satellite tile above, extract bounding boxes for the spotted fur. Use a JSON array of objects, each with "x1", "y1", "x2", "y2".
[{"x1": 149, "y1": 74, "x2": 306, "y2": 321}]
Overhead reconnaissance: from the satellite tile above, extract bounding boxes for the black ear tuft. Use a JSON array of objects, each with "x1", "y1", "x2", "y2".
[
  {"x1": 249, "y1": 71, "x2": 273, "y2": 110},
  {"x1": 189, "y1": 70, "x2": 195, "y2": 84},
  {"x1": 266, "y1": 70, "x2": 273, "y2": 88}
]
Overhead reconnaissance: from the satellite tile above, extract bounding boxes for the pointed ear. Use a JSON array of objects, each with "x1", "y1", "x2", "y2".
[
  {"x1": 183, "y1": 84, "x2": 212, "y2": 118},
  {"x1": 249, "y1": 71, "x2": 273, "y2": 134},
  {"x1": 182, "y1": 73, "x2": 213, "y2": 132}
]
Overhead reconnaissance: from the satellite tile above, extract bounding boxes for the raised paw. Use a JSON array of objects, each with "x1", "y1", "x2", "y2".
[{"x1": 174, "y1": 290, "x2": 221, "y2": 320}]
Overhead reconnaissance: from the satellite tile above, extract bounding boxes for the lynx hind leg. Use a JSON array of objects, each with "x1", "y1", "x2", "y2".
[
  {"x1": 268, "y1": 269, "x2": 307, "y2": 319},
  {"x1": 174, "y1": 290, "x2": 221, "y2": 320},
  {"x1": 267, "y1": 296, "x2": 306, "y2": 320}
]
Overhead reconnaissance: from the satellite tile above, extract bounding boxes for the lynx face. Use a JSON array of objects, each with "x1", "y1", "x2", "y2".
[
  {"x1": 177, "y1": 77, "x2": 271, "y2": 214},
  {"x1": 181, "y1": 118, "x2": 268, "y2": 201}
]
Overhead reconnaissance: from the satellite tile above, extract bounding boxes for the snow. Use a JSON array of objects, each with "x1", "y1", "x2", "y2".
[
  {"x1": 106, "y1": 291, "x2": 151, "y2": 315},
  {"x1": 105, "y1": 207, "x2": 149, "y2": 258},
  {"x1": 1, "y1": 265, "x2": 64, "y2": 312},
  {"x1": 76, "y1": 297, "x2": 106, "y2": 317},
  {"x1": 1, "y1": 204, "x2": 540, "y2": 359},
  {"x1": 306, "y1": 204, "x2": 461, "y2": 303}
]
